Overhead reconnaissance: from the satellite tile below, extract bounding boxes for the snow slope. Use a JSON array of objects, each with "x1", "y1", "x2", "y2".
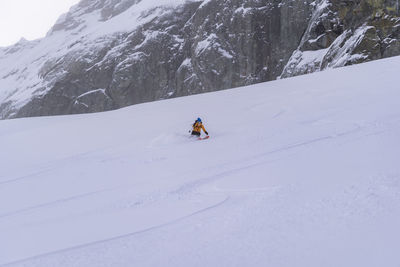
[{"x1": 1, "y1": 56, "x2": 400, "y2": 266}]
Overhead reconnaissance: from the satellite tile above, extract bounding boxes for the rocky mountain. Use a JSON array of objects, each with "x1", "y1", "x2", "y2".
[
  {"x1": 281, "y1": 0, "x2": 400, "y2": 77},
  {"x1": 0, "y1": 0, "x2": 399, "y2": 119}
]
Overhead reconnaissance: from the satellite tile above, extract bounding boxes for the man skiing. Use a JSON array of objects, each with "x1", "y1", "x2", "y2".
[{"x1": 191, "y1": 118, "x2": 208, "y2": 137}]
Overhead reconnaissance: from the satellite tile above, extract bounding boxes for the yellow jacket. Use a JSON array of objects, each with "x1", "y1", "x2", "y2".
[{"x1": 193, "y1": 122, "x2": 207, "y2": 134}]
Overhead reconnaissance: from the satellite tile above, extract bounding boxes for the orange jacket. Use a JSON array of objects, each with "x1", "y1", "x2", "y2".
[{"x1": 193, "y1": 122, "x2": 207, "y2": 134}]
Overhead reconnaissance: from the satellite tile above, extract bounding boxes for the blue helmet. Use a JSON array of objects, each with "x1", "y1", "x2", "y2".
[{"x1": 197, "y1": 118, "x2": 202, "y2": 122}]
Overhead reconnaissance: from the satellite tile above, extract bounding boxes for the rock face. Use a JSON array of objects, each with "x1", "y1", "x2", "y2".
[
  {"x1": 281, "y1": 0, "x2": 400, "y2": 77},
  {"x1": 0, "y1": 0, "x2": 400, "y2": 119}
]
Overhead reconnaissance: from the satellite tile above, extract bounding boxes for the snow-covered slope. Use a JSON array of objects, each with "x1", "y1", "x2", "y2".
[{"x1": 1, "y1": 56, "x2": 400, "y2": 267}]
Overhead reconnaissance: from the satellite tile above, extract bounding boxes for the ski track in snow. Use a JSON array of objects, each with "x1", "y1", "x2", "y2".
[
  {"x1": 0, "y1": 188, "x2": 114, "y2": 220},
  {"x1": 1, "y1": 196, "x2": 230, "y2": 267}
]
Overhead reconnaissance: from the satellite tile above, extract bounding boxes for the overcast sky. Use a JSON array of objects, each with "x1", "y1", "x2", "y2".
[{"x1": 0, "y1": 0, "x2": 80, "y2": 47}]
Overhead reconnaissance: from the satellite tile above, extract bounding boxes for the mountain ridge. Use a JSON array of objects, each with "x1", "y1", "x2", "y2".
[{"x1": 0, "y1": 0, "x2": 399, "y2": 119}]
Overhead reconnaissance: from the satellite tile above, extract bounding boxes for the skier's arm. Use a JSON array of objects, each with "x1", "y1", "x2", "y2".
[{"x1": 202, "y1": 125, "x2": 208, "y2": 135}]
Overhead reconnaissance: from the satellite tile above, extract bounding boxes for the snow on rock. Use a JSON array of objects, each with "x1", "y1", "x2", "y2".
[
  {"x1": 195, "y1": 34, "x2": 233, "y2": 59},
  {"x1": 0, "y1": 0, "x2": 196, "y2": 119},
  {"x1": 1, "y1": 0, "x2": 400, "y2": 119},
  {"x1": 281, "y1": 0, "x2": 400, "y2": 78},
  {"x1": 280, "y1": 48, "x2": 328, "y2": 78},
  {"x1": 282, "y1": 25, "x2": 381, "y2": 78},
  {"x1": 321, "y1": 26, "x2": 376, "y2": 68},
  {"x1": 0, "y1": 0, "x2": 316, "y2": 119}
]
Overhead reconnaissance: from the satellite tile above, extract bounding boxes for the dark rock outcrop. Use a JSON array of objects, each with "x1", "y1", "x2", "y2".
[{"x1": 281, "y1": 0, "x2": 400, "y2": 77}]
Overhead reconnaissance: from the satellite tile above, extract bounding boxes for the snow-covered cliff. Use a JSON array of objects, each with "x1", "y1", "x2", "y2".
[
  {"x1": 0, "y1": 0, "x2": 399, "y2": 119},
  {"x1": 281, "y1": 0, "x2": 400, "y2": 77}
]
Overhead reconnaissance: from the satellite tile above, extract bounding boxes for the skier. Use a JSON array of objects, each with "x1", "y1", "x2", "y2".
[{"x1": 191, "y1": 118, "x2": 208, "y2": 137}]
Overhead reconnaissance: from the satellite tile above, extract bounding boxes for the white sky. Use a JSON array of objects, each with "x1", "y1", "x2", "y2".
[{"x1": 0, "y1": 0, "x2": 80, "y2": 47}]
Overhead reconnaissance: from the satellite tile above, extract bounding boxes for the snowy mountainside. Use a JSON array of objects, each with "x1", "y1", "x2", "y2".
[
  {"x1": 0, "y1": 56, "x2": 400, "y2": 266},
  {"x1": 281, "y1": 0, "x2": 400, "y2": 77},
  {"x1": 1, "y1": 0, "x2": 400, "y2": 119},
  {"x1": 0, "y1": 0, "x2": 193, "y2": 118}
]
